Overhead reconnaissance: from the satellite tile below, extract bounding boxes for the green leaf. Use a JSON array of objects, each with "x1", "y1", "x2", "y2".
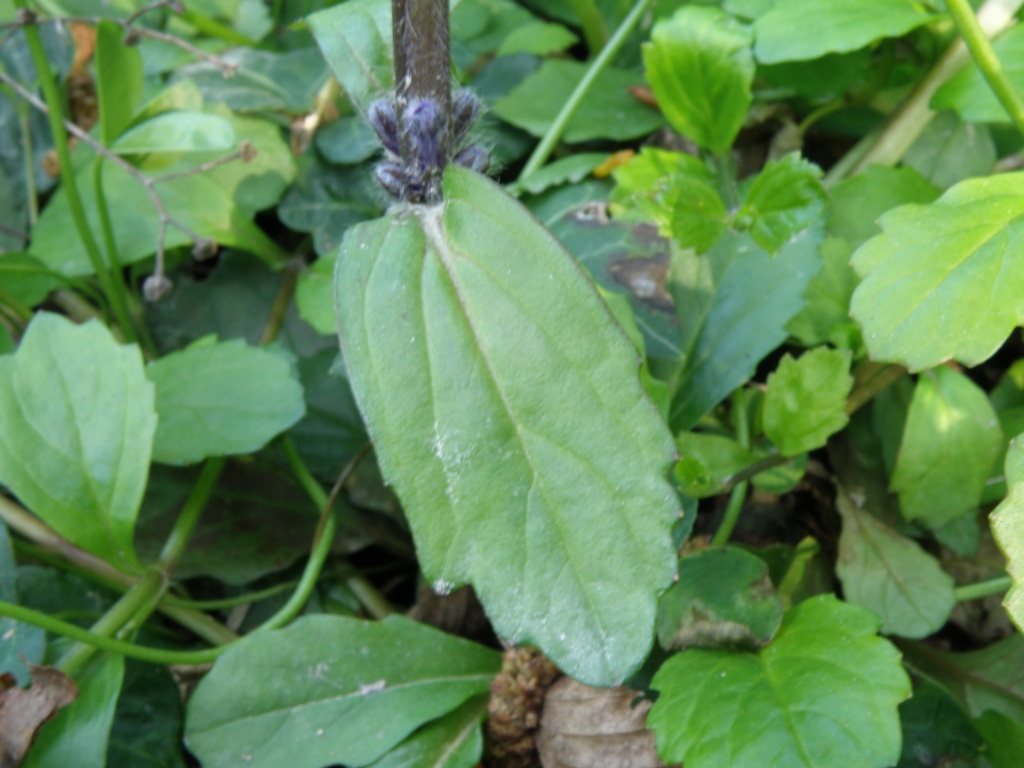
[
  {"x1": 493, "y1": 59, "x2": 664, "y2": 143},
  {"x1": 827, "y1": 165, "x2": 940, "y2": 248},
  {"x1": 611, "y1": 147, "x2": 717, "y2": 237},
  {"x1": 670, "y1": 174, "x2": 728, "y2": 254},
  {"x1": 184, "y1": 615, "x2": 500, "y2": 768},
  {"x1": 0, "y1": 252, "x2": 60, "y2": 308},
  {"x1": 496, "y1": 20, "x2": 577, "y2": 56},
  {"x1": 785, "y1": 237, "x2": 860, "y2": 347},
  {"x1": 0, "y1": 521, "x2": 45, "y2": 686},
  {"x1": 658, "y1": 547, "x2": 783, "y2": 650},
  {"x1": 850, "y1": 172, "x2": 1024, "y2": 370},
  {"x1": 904, "y1": 634, "x2": 1024, "y2": 721},
  {"x1": 296, "y1": 253, "x2": 338, "y2": 335},
  {"x1": 335, "y1": 166, "x2": 678, "y2": 685},
  {"x1": 763, "y1": 347, "x2": 852, "y2": 456},
  {"x1": 974, "y1": 710, "x2": 1024, "y2": 768},
  {"x1": 933, "y1": 25, "x2": 1024, "y2": 124},
  {"x1": 753, "y1": 0, "x2": 936, "y2": 63},
  {"x1": 735, "y1": 153, "x2": 826, "y2": 253},
  {"x1": 992, "y1": 437, "x2": 1024, "y2": 634},
  {"x1": 0, "y1": 314, "x2": 155, "y2": 568},
  {"x1": 670, "y1": 225, "x2": 823, "y2": 431},
  {"x1": 368, "y1": 696, "x2": 486, "y2": 768},
  {"x1": 903, "y1": 110, "x2": 996, "y2": 189},
  {"x1": 649, "y1": 595, "x2": 910, "y2": 768},
  {"x1": 23, "y1": 655, "x2": 125, "y2": 768},
  {"x1": 835, "y1": 491, "x2": 955, "y2": 638},
  {"x1": 891, "y1": 367, "x2": 1003, "y2": 528},
  {"x1": 112, "y1": 112, "x2": 236, "y2": 155},
  {"x1": 146, "y1": 338, "x2": 305, "y2": 465},
  {"x1": 759, "y1": 48, "x2": 872, "y2": 100},
  {"x1": 107, "y1": 662, "x2": 186, "y2": 768},
  {"x1": 897, "y1": 680, "x2": 983, "y2": 768},
  {"x1": 643, "y1": 6, "x2": 754, "y2": 155},
  {"x1": 316, "y1": 116, "x2": 381, "y2": 166},
  {"x1": 307, "y1": 0, "x2": 391, "y2": 113},
  {"x1": 95, "y1": 20, "x2": 143, "y2": 145},
  {"x1": 517, "y1": 153, "x2": 607, "y2": 196},
  {"x1": 674, "y1": 431, "x2": 757, "y2": 498}
]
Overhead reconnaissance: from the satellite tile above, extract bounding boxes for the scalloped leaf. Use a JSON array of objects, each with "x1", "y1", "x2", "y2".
[{"x1": 991, "y1": 437, "x2": 1024, "y2": 635}]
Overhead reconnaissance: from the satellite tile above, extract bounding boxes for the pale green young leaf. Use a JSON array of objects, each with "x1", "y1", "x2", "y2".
[
  {"x1": 296, "y1": 252, "x2": 337, "y2": 335},
  {"x1": 494, "y1": 59, "x2": 664, "y2": 143},
  {"x1": 111, "y1": 112, "x2": 235, "y2": 155},
  {"x1": 763, "y1": 347, "x2": 852, "y2": 456},
  {"x1": 658, "y1": 547, "x2": 783, "y2": 650},
  {"x1": 146, "y1": 339, "x2": 305, "y2": 465},
  {"x1": 95, "y1": 20, "x2": 143, "y2": 146},
  {"x1": 670, "y1": 225, "x2": 823, "y2": 431},
  {"x1": 643, "y1": 6, "x2": 754, "y2": 155},
  {"x1": 754, "y1": 0, "x2": 936, "y2": 63},
  {"x1": 649, "y1": 595, "x2": 910, "y2": 768},
  {"x1": 518, "y1": 153, "x2": 607, "y2": 196},
  {"x1": 735, "y1": 153, "x2": 826, "y2": 253},
  {"x1": 610, "y1": 147, "x2": 716, "y2": 236},
  {"x1": 23, "y1": 655, "x2": 125, "y2": 768},
  {"x1": 335, "y1": 166, "x2": 678, "y2": 685},
  {"x1": 0, "y1": 314, "x2": 155, "y2": 569},
  {"x1": 933, "y1": 25, "x2": 1024, "y2": 124},
  {"x1": 369, "y1": 696, "x2": 486, "y2": 768},
  {"x1": 991, "y1": 438, "x2": 1024, "y2": 634},
  {"x1": 891, "y1": 367, "x2": 1003, "y2": 528},
  {"x1": 903, "y1": 111, "x2": 996, "y2": 189},
  {"x1": 185, "y1": 616, "x2": 500, "y2": 768},
  {"x1": 850, "y1": 172, "x2": 1024, "y2": 371},
  {"x1": 670, "y1": 174, "x2": 728, "y2": 254},
  {"x1": 836, "y1": 492, "x2": 955, "y2": 638}
]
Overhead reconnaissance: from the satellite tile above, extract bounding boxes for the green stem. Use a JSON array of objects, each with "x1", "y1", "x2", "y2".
[
  {"x1": 565, "y1": 0, "x2": 608, "y2": 54},
  {"x1": 954, "y1": 573, "x2": 1012, "y2": 602},
  {"x1": 712, "y1": 389, "x2": 752, "y2": 546},
  {"x1": 158, "y1": 457, "x2": 226, "y2": 570},
  {"x1": 945, "y1": 0, "x2": 1024, "y2": 138},
  {"x1": 14, "y1": 3, "x2": 137, "y2": 343},
  {"x1": 514, "y1": 0, "x2": 654, "y2": 185},
  {"x1": 845, "y1": 362, "x2": 906, "y2": 416},
  {"x1": 258, "y1": 259, "x2": 301, "y2": 346}
]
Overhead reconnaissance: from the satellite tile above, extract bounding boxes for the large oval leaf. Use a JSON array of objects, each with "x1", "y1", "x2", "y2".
[
  {"x1": 0, "y1": 313, "x2": 155, "y2": 569},
  {"x1": 335, "y1": 166, "x2": 679, "y2": 685},
  {"x1": 850, "y1": 173, "x2": 1024, "y2": 371}
]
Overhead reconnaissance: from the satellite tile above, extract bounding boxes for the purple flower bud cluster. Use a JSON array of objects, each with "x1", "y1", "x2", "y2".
[{"x1": 367, "y1": 91, "x2": 489, "y2": 203}]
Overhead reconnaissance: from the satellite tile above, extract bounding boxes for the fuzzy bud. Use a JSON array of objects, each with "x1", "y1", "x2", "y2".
[
  {"x1": 454, "y1": 144, "x2": 489, "y2": 173},
  {"x1": 368, "y1": 99, "x2": 400, "y2": 155},
  {"x1": 451, "y1": 91, "x2": 481, "y2": 144}
]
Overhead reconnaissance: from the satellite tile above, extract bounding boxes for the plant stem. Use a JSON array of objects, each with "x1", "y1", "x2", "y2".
[
  {"x1": 712, "y1": 388, "x2": 752, "y2": 546},
  {"x1": 565, "y1": 0, "x2": 608, "y2": 54},
  {"x1": 845, "y1": 362, "x2": 906, "y2": 416},
  {"x1": 158, "y1": 457, "x2": 226, "y2": 570},
  {"x1": 258, "y1": 258, "x2": 301, "y2": 346},
  {"x1": 945, "y1": 0, "x2": 1024, "y2": 138},
  {"x1": 14, "y1": 2, "x2": 138, "y2": 343},
  {"x1": 954, "y1": 573, "x2": 1012, "y2": 602},
  {"x1": 514, "y1": 0, "x2": 654, "y2": 185}
]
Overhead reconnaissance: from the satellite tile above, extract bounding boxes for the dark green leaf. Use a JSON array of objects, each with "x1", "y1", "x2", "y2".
[
  {"x1": 974, "y1": 710, "x2": 1024, "y2": 768},
  {"x1": 735, "y1": 153, "x2": 826, "y2": 253},
  {"x1": 307, "y1": 0, "x2": 391, "y2": 113},
  {"x1": 759, "y1": 48, "x2": 872, "y2": 100},
  {"x1": 903, "y1": 110, "x2": 996, "y2": 189},
  {"x1": 493, "y1": 59, "x2": 664, "y2": 143},
  {"x1": 991, "y1": 437, "x2": 1024, "y2": 634},
  {"x1": 658, "y1": 547, "x2": 783, "y2": 650},
  {"x1": 0, "y1": 314, "x2": 155, "y2": 569},
  {"x1": 95, "y1": 20, "x2": 143, "y2": 146},
  {"x1": 107, "y1": 662, "x2": 186, "y2": 768},
  {"x1": 316, "y1": 116, "x2": 381, "y2": 165},
  {"x1": 669, "y1": 225, "x2": 823, "y2": 430},
  {"x1": 897, "y1": 680, "x2": 983, "y2": 768},
  {"x1": 146, "y1": 338, "x2": 305, "y2": 465},
  {"x1": 335, "y1": 167, "x2": 678, "y2": 685},
  {"x1": 891, "y1": 367, "x2": 1002, "y2": 528},
  {"x1": 933, "y1": 25, "x2": 1024, "y2": 124},
  {"x1": 643, "y1": 6, "x2": 754, "y2": 155},
  {"x1": 0, "y1": 521, "x2": 45, "y2": 686},
  {"x1": 649, "y1": 596, "x2": 910, "y2": 768},
  {"x1": 184, "y1": 615, "x2": 500, "y2": 768},
  {"x1": 763, "y1": 347, "x2": 852, "y2": 456},
  {"x1": 674, "y1": 432, "x2": 757, "y2": 498},
  {"x1": 369, "y1": 695, "x2": 486, "y2": 768},
  {"x1": 836, "y1": 491, "x2": 955, "y2": 638},
  {"x1": 23, "y1": 655, "x2": 124, "y2": 768},
  {"x1": 754, "y1": 0, "x2": 936, "y2": 63},
  {"x1": 0, "y1": 253, "x2": 60, "y2": 308},
  {"x1": 827, "y1": 165, "x2": 940, "y2": 248},
  {"x1": 850, "y1": 172, "x2": 1024, "y2": 370}
]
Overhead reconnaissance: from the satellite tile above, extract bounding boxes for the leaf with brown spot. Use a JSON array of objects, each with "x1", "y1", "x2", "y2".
[{"x1": 0, "y1": 665, "x2": 78, "y2": 768}]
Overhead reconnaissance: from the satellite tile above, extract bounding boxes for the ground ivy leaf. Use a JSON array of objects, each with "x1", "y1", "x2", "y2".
[
  {"x1": 850, "y1": 172, "x2": 1024, "y2": 371},
  {"x1": 933, "y1": 24, "x2": 1024, "y2": 125},
  {"x1": 0, "y1": 313, "x2": 155, "y2": 569},
  {"x1": 493, "y1": 59, "x2": 663, "y2": 143},
  {"x1": 657, "y1": 547, "x2": 783, "y2": 651},
  {"x1": 146, "y1": 338, "x2": 305, "y2": 465},
  {"x1": 649, "y1": 595, "x2": 910, "y2": 768},
  {"x1": 891, "y1": 367, "x2": 1003, "y2": 528},
  {"x1": 335, "y1": 166, "x2": 679, "y2": 685},
  {"x1": 643, "y1": 6, "x2": 754, "y2": 155},
  {"x1": 184, "y1": 615, "x2": 500, "y2": 768},
  {"x1": 368, "y1": 695, "x2": 486, "y2": 768},
  {"x1": 991, "y1": 437, "x2": 1024, "y2": 634},
  {"x1": 836, "y1": 491, "x2": 955, "y2": 638},
  {"x1": 763, "y1": 347, "x2": 852, "y2": 456},
  {"x1": 670, "y1": 225, "x2": 823, "y2": 431},
  {"x1": 735, "y1": 153, "x2": 826, "y2": 253},
  {"x1": 753, "y1": 0, "x2": 936, "y2": 63}
]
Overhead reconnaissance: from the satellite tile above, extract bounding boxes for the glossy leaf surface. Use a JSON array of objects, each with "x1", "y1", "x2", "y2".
[
  {"x1": 0, "y1": 314, "x2": 155, "y2": 568},
  {"x1": 335, "y1": 166, "x2": 678, "y2": 685},
  {"x1": 185, "y1": 616, "x2": 500, "y2": 768}
]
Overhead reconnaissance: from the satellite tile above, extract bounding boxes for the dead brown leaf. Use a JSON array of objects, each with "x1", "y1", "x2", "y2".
[{"x1": 0, "y1": 665, "x2": 78, "y2": 768}]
